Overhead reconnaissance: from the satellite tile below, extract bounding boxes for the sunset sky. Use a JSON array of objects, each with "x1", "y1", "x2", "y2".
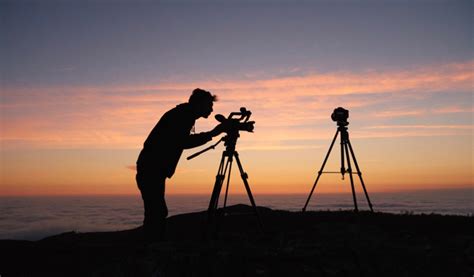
[{"x1": 1, "y1": 1, "x2": 472, "y2": 196}]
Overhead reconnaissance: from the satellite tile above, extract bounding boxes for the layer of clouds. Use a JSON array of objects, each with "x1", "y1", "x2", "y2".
[{"x1": 1, "y1": 60, "x2": 472, "y2": 150}]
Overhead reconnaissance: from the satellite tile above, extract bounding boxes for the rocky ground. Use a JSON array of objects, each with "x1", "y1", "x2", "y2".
[{"x1": 0, "y1": 204, "x2": 473, "y2": 277}]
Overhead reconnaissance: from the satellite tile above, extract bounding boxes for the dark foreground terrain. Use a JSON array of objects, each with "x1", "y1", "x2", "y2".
[{"x1": 1, "y1": 205, "x2": 473, "y2": 277}]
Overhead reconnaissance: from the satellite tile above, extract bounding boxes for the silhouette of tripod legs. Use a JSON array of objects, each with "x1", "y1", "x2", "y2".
[
  {"x1": 207, "y1": 150, "x2": 263, "y2": 232},
  {"x1": 347, "y1": 139, "x2": 373, "y2": 211},
  {"x1": 302, "y1": 130, "x2": 339, "y2": 212},
  {"x1": 302, "y1": 127, "x2": 374, "y2": 212}
]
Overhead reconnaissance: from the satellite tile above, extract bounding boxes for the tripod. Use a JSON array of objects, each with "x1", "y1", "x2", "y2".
[
  {"x1": 302, "y1": 122, "x2": 374, "y2": 212},
  {"x1": 189, "y1": 131, "x2": 263, "y2": 232}
]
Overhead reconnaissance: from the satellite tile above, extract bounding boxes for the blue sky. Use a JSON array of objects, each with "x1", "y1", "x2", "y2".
[{"x1": 2, "y1": 1, "x2": 471, "y2": 87}]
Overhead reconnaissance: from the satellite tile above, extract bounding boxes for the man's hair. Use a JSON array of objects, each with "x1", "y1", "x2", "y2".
[{"x1": 189, "y1": 88, "x2": 217, "y2": 105}]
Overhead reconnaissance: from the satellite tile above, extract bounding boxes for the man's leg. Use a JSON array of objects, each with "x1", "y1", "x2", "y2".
[
  {"x1": 137, "y1": 173, "x2": 167, "y2": 242},
  {"x1": 154, "y1": 176, "x2": 168, "y2": 239}
]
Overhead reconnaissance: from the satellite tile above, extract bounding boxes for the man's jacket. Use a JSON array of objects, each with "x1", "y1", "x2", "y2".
[{"x1": 137, "y1": 103, "x2": 212, "y2": 178}]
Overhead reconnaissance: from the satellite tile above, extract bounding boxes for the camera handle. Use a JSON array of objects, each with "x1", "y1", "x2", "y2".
[
  {"x1": 227, "y1": 107, "x2": 251, "y2": 123},
  {"x1": 187, "y1": 137, "x2": 224, "y2": 160}
]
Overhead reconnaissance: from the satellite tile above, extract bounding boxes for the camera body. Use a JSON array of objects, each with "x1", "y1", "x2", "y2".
[
  {"x1": 331, "y1": 107, "x2": 349, "y2": 125},
  {"x1": 215, "y1": 107, "x2": 255, "y2": 134}
]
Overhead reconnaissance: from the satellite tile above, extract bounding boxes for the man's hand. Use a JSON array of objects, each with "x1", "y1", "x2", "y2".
[{"x1": 210, "y1": 122, "x2": 228, "y2": 137}]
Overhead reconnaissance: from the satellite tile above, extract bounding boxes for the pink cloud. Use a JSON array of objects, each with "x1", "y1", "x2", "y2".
[
  {"x1": 432, "y1": 106, "x2": 474, "y2": 114},
  {"x1": 126, "y1": 165, "x2": 136, "y2": 171},
  {"x1": 365, "y1": 124, "x2": 473, "y2": 129},
  {"x1": 372, "y1": 110, "x2": 425, "y2": 118},
  {"x1": 1, "y1": 60, "x2": 472, "y2": 149}
]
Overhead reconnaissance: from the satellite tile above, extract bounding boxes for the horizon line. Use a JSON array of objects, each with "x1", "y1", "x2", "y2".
[{"x1": 0, "y1": 186, "x2": 471, "y2": 197}]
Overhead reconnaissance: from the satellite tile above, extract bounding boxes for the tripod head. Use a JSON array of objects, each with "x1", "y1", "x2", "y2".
[{"x1": 187, "y1": 108, "x2": 255, "y2": 160}]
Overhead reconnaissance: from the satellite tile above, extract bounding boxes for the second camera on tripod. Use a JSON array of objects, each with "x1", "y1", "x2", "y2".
[{"x1": 331, "y1": 107, "x2": 349, "y2": 126}]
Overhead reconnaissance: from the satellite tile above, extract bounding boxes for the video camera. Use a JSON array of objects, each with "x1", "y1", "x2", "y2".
[
  {"x1": 215, "y1": 107, "x2": 255, "y2": 134},
  {"x1": 187, "y1": 108, "x2": 254, "y2": 160}
]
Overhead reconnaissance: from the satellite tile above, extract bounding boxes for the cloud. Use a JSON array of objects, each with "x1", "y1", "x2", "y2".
[
  {"x1": 1, "y1": 60, "x2": 472, "y2": 149},
  {"x1": 432, "y1": 106, "x2": 474, "y2": 114},
  {"x1": 126, "y1": 165, "x2": 136, "y2": 171},
  {"x1": 3, "y1": 60, "x2": 472, "y2": 104},
  {"x1": 365, "y1": 124, "x2": 473, "y2": 130},
  {"x1": 373, "y1": 110, "x2": 425, "y2": 118},
  {"x1": 354, "y1": 124, "x2": 473, "y2": 139},
  {"x1": 237, "y1": 144, "x2": 324, "y2": 152}
]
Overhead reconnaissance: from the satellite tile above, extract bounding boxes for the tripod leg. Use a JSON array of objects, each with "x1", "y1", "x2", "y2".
[
  {"x1": 302, "y1": 130, "x2": 339, "y2": 212},
  {"x1": 347, "y1": 140, "x2": 374, "y2": 212},
  {"x1": 208, "y1": 153, "x2": 228, "y2": 220},
  {"x1": 340, "y1": 131, "x2": 346, "y2": 179},
  {"x1": 344, "y1": 142, "x2": 358, "y2": 212},
  {"x1": 234, "y1": 152, "x2": 264, "y2": 231},
  {"x1": 222, "y1": 155, "x2": 233, "y2": 213}
]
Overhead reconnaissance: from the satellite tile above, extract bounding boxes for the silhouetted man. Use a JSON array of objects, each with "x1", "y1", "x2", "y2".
[{"x1": 136, "y1": 88, "x2": 224, "y2": 242}]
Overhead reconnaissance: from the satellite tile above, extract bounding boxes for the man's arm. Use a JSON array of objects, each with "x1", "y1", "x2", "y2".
[
  {"x1": 182, "y1": 132, "x2": 212, "y2": 149},
  {"x1": 182, "y1": 126, "x2": 223, "y2": 149}
]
